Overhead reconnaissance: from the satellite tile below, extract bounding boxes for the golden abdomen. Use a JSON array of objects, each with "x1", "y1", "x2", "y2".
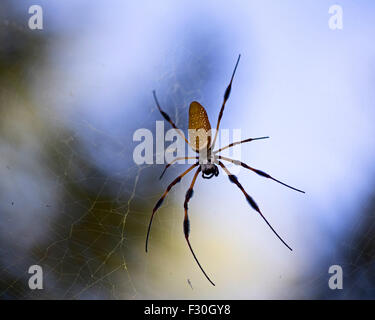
[{"x1": 189, "y1": 101, "x2": 212, "y2": 152}]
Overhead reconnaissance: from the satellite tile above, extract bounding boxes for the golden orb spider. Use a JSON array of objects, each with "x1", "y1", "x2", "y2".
[{"x1": 146, "y1": 55, "x2": 305, "y2": 286}]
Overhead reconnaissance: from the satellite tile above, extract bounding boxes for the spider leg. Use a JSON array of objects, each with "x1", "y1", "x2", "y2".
[
  {"x1": 146, "y1": 163, "x2": 199, "y2": 252},
  {"x1": 218, "y1": 161, "x2": 293, "y2": 251},
  {"x1": 213, "y1": 136, "x2": 269, "y2": 154},
  {"x1": 183, "y1": 166, "x2": 215, "y2": 286},
  {"x1": 218, "y1": 156, "x2": 305, "y2": 193},
  {"x1": 152, "y1": 90, "x2": 193, "y2": 148},
  {"x1": 211, "y1": 54, "x2": 241, "y2": 149},
  {"x1": 159, "y1": 156, "x2": 199, "y2": 180}
]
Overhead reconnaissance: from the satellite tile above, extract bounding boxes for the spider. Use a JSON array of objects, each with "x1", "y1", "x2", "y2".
[{"x1": 145, "y1": 55, "x2": 305, "y2": 286}]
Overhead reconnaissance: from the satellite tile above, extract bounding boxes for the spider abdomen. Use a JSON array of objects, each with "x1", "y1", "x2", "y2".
[{"x1": 189, "y1": 101, "x2": 212, "y2": 152}]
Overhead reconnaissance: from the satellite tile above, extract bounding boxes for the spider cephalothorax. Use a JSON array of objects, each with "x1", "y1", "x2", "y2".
[
  {"x1": 199, "y1": 153, "x2": 219, "y2": 179},
  {"x1": 200, "y1": 162, "x2": 219, "y2": 179},
  {"x1": 146, "y1": 54, "x2": 305, "y2": 286}
]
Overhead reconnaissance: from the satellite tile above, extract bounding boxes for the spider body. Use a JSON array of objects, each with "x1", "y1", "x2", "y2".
[
  {"x1": 189, "y1": 100, "x2": 220, "y2": 179},
  {"x1": 146, "y1": 55, "x2": 305, "y2": 286},
  {"x1": 199, "y1": 153, "x2": 219, "y2": 179}
]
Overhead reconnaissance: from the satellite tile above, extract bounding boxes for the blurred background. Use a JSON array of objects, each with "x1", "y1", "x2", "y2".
[{"x1": 1, "y1": 0, "x2": 375, "y2": 299}]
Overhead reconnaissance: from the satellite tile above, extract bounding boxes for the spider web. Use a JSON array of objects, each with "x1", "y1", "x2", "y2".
[
  {"x1": 0, "y1": 7, "x2": 228, "y2": 299},
  {"x1": 2, "y1": 0, "x2": 375, "y2": 300}
]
